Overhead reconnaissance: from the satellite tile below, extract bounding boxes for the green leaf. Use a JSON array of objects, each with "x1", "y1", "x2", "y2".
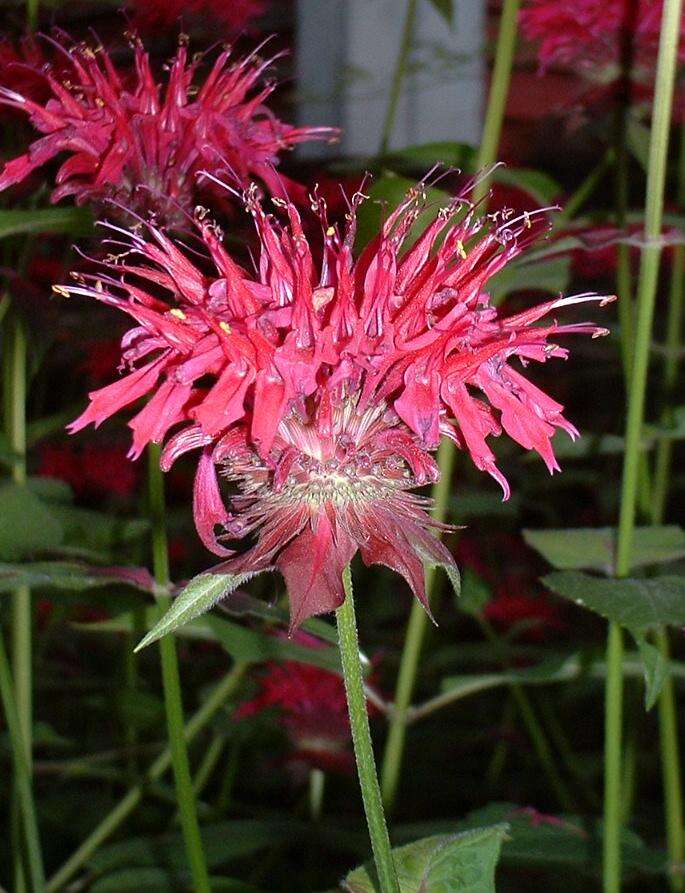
[
  {"x1": 381, "y1": 141, "x2": 475, "y2": 172},
  {"x1": 0, "y1": 561, "x2": 154, "y2": 594},
  {"x1": 90, "y1": 867, "x2": 172, "y2": 892},
  {"x1": 0, "y1": 482, "x2": 63, "y2": 560},
  {"x1": 492, "y1": 167, "x2": 563, "y2": 206},
  {"x1": 635, "y1": 636, "x2": 668, "y2": 710},
  {"x1": 524, "y1": 526, "x2": 685, "y2": 575},
  {"x1": 0, "y1": 207, "x2": 93, "y2": 240},
  {"x1": 355, "y1": 173, "x2": 452, "y2": 251},
  {"x1": 626, "y1": 114, "x2": 650, "y2": 170},
  {"x1": 206, "y1": 615, "x2": 342, "y2": 674},
  {"x1": 426, "y1": 0, "x2": 454, "y2": 25},
  {"x1": 343, "y1": 825, "x2": 508, "y2": 892},
  {"x1": 542, "y1": 572, "x2": 685, "y2": 634},
  {"x1": 134, "y1": 571, "x2": 260, "y2": 651},
  {"x1": 489, "y1": 254, "x2": 571, "y2": 302},
  {"x1": 458, "y1": 569, "x2": 491, "y2": 616},
  {"x1": 26, "y1": 407, "x2": 84, "y2": 446}
]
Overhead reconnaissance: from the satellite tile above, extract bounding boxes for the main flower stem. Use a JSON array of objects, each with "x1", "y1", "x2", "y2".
[
  {"x1": 379, "y1": 0, "x2": 418, "y2": 155},
  {"x1": 604, "y1": 0, "x2": 683, "y2": 890},
  {"x1": 337, "y1": 567, "x2": 399, "y2": 893},
  {"x1": 147, "y1": 446, "x2": 211, "y2": 893},
  {"x1": 473, "y1": 0, "x2": 521, "y2": 203},
  {"x1": 0, "y1": 629, "x2": 44, "y2": 891},
  {"x1": 46, "y1": 662, "x2": 246, "y2": 892}
]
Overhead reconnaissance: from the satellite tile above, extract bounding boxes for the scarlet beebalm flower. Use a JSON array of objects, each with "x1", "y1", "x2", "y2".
[
  {"x1": 237, "y1": 633, "x2": 374, "y2": 773},
  {"x1": 0, "y1": 34, "x2": 335, "y2": 225},
  {"x1": 130, "y1": 0, "x2": 266, "y2": 36},
  {"x1": 61, "y1": 179, "x2": 612, "y2": 627},
  {"x1": 521, "y1": 0, "x2": 685, "y2": 74}
]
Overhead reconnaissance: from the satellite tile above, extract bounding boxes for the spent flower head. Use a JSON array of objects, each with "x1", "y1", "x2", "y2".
[
  {"x1": 61, "y1": 175, "x2": 613, "y2": 627},
  {"x1": 0, "y1": 32, "x2": 336, "y2": 226}
]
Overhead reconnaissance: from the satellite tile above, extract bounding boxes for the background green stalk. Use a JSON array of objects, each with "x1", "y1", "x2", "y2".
[
  {"x1": 381, "y1": 0, "x2": 520, "y2": 812},
  {"x1": 4, "y1": 310, "x2": 32, "y2": 893},
  {"x1": 46, "y1": 663, "x2": 246, "y2": 892},
  {"x1": 604, "y1": 0, "x2": 683, "y2": 889},
  {"x1": 651, "y1": 119, "x2": 685, "y2": 893},
  {"x1": 379, "y1": 0, "x2": 418, "y2": 155},
  {"x1": 147, "y1": 446, "x2": 211, "y2": 893},
  {"x1": 337, "y1": 566, "x2": 399, "y2": 893},
  {"x1": 0, "y1": 629, "x2": 44, "y2": 891}
]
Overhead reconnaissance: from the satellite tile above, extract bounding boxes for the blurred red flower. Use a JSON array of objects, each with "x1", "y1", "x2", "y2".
[
  {"x1": 0, "y1": 33, "x2": 336, "y2": 225},
  {"x1": 130, "y1": 0, "x2": 266, "y2": 36},
  {"x1": 38, "y1": 442, "x2": 138, "y2": 498},
  {"x1": 80, "y1": 340, "x2": 123, "y2": 385},
  {"x1": 237, "y1": 633, "x2": 377, "y2": 773}
]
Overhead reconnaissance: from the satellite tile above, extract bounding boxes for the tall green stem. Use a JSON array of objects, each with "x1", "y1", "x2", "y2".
[
  {"x1": 0, "y1": 630, "x2": 44, "y2": 891},
  {"x1": 147, "y1": 446, "x2": 211, "y2": 893},
  {"x1": 46, "y1": 663, "x2": 246, "y2": 892},
  {"x1": 379, "y1": 0, "x2": 419, "y2": 155},
  {"x1": 337, "y1": 567, "x2": 399, "y2": 893},
  {"x1": 651, "y1": 120, "x2": 685, "y2": 893},
  {"x1": 604, "y1": 1, "x2": 683, "y2": 889},
  {"x1": 473, "y1": 0, "x2": 521, "y2": 203},
  {"x1": 381, "y1": 0, "x2": 519, "y2": 813},
  {"x1": 26, "y1": 0, "x2": 38, "y2": 30}
]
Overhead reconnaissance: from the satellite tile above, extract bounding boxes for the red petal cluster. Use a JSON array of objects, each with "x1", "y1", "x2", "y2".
[
  {"x1": 0, "y1": 34, "x2": 335, "y2": 225},
  {"x1": 38, "y1": 442, "x2": 139, "y2": 498},
  {"x1": 521, "y1": 0, "x2": 685, "y2": 73},
  {"x1": 62, "y1": 178, "x2": 612, "y2": 626}
]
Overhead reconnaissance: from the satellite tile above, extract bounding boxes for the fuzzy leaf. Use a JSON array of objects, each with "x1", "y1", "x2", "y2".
[
  {"x1": 0, "y1": 207, "x2": 93, "y2": 239},
  {"x1": 489, "y1": 255, "x2": 571, "y2": 302},
  {"x1": 342, "y1": 825, "x2": 508, "y2": 892},
  {"x1": 524, "y1": 526, "x2": 685, "y2": 575},
  {"x1": 492, "y1": 167, "x2": 562, "y2": 205},
  {"x1": 0, "y1": 561, "x2": 154, "y2": 594},
  {"x1": 635, "y1": 636, "x2": 669, "y2": 710},
  {"x1": 135, "y1": 571, "x2": 260, "y2": 651}
]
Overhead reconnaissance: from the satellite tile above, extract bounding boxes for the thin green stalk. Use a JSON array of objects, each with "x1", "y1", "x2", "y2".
[
  {"x1": 309, "y1": 768, "x2": 326, "y2": 822},
  {"x1": 381, "y1": 438, "x2": 455, "y2": 810},
  {"x1": 379, "y1": 0, "x2": 418, "y2": 155},
  {"x1": 381, "y1": 0, "x2": 520, "y2": 812},
  {"x1": 26, "y1": 0, "x2": 38, "y2": 30},
  {"x1": 605, "y1": 1, "x2": 683, "y2": 889},
  {"x1": 657, "y1": 628, "x2": 685, "y2": 890},
  {"x1": 556, "y1": 149, "x2": 615, "y2": 226},
  {"x1": 473, "y1": 0, "x2": 521, "y2": 203},
  {"x1": 651, "y1": 118, "x2": 685, "y2": 893},
  {"x1": 4, "y1": 311, "x2": 32, "y2": 893},
  {"x1": 0, "y1": 630, "x2": 44, "y2": 891},
  {"x1": 46, "y1": 663, "x2": 246, "y2": 892},
  {"x1": 337, "y1": 567, "x2": 399, "y2": 893},
  {"x1": 147, "y1": 446, "x2": 211, "y2": 893}
]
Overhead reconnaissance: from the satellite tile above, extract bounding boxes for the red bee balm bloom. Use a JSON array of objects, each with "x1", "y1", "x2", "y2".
[
  {"x1": 61, "y1": 180, "x2": 613, "y2": 627},
  {"x1": 0, "y1": 34, "x2": 335, "y2": 225},
  {"x1": 521, "y1": 0, "x2": 685, "y2": 74}
]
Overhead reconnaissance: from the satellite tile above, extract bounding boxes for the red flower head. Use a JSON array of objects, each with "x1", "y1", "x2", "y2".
[
  {"x1": 0, "y1": 33, "x2": 336, "y2": 226},
  {"x1": 130, "y1": 0, "x2": 266, "y2": 37},
  {"x1": 521, "y1": 0, "x2": 685, "y2": 75},
  {"x1": 39, "y1": 442, "x2": 138, "y2": 498},
  {"x1": 60, "y1": 177, "x2": 613, "y2": 628},
  {"x1": 236, "y1": 633, "x2": 373, "y2": 773}
]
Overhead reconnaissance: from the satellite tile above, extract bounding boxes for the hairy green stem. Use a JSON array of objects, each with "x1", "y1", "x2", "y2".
[
  {"x1": 379, "y1": 0, "x2": 419, "y2": 155},
  {"x1": 46, "y1": 663, "x2": 245, "y2": 892},
  {"x1": 0, "y1": 630, "x2": 44, "y2": 891},
  {"x1": 605, "y1": 1, "x2": 684, "y2": 889},
  {"x1": 337, "y1": 567, "x2": 399, "y2": 893},
  {"x1": 147, "y1": 446, "x2": 211, "y2": 893},
  {"x1": 473, "y1": 0, "x2": 521, "y2": 203}
]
